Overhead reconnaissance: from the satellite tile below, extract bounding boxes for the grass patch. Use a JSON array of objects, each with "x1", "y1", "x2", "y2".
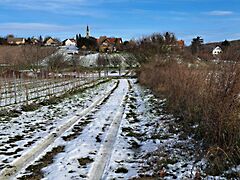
[
  {"x1": 78, "y1": 157, "x2": 94, "y2": 166},
  {"x1": 21, "y1": 103, "x2": 40, "y2": 112},
  {"x1": 126, "y1": 131, "x2": 142, "y2": 137},
  {"x1": 0, "y1": 109, "x2": 22, "y2": 117},
  {"x1": 115, "y1": 167, "x2": 128, "y2": 174}
]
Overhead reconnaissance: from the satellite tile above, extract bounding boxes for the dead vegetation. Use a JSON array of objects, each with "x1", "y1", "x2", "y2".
[
  {"x1": 134, "y1": 33, "x2": 240, "y2": 176},
  {"x1": 0, "y1": 45, "x2": 56, "y2": 68},
  {"x1": 139, "y1": 60, "x2": 240, "y2": 174},
  {"x1": 78, "y1": 157, "x2": 94, "y2": 166},
  {"x1": 62, "y1": 119, "x2": 92, "y2": 141}
]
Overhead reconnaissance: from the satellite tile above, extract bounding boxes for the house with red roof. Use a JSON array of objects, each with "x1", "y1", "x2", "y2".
[{"x1": 98, "y1": 36, "x2": 123, "y2": 52}]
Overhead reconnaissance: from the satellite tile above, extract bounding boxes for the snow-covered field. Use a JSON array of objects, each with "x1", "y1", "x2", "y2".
[
  {"x1": 0, "y1": 78, "x2": 236, "y2": 179},
  {"x1": 78, "y1": 53, "x2": 138, "y2": 68}
]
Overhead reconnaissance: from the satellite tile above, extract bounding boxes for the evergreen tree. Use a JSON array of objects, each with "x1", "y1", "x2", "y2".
[
  {"x1": 0, "y1": 37, "x2": 7, "y2": 45},
  {"x1": 39, "y1": 35, "x2": 43, "y2": 42},
  {"x1": 7, "y1": 34, "x2": 14, "y2": 39},
  {"x1": 221, "y1": 40, "x2": 230, "y2": 50},
  {"x1": 164, "y1": 32, "x2": 176, "y2": 45},
  {"x1": 191, "y1": 36, "x2": 203, "y2": 55},
  {"x1": 76, "y1": 33, "x2": 82, "y2": 48},
  {"x1": 38, "y1": 35, "x2": 43, "y2": 46},
  {"x1": 26, "y1": 37, "x2": 31, "y2": 44}
]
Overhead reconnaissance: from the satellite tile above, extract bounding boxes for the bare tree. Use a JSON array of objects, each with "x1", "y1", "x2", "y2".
[
  {"x1": 111, "y1": 54, "x2": 122, "y2": 75},
  {"x1": 70, "y1": 54, "x2": 80, "y2": 72},
  {"x1": 96, "y1": 54, "x2": 105, "y2": 77},
  {"x1": 47, "y1": 54, "x2": 68, "y2": 73},
  {"x1": 21, "y1": 45, "x2": 57, "y2": 73},
  {"x1": 124, "y1": 54, "x2": 137, "y2": 68}
]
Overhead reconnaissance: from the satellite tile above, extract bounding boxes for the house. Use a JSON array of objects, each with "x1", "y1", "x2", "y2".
[
  {"x1": 177, "y1": 40, "x2": 185, "y2": 49},
  {"x1": 45, "y1": 38, "x2": 60, "y2": 46},
  {"x1": 63, "y1": 39, "x2": 76, "y2": 46},
  {"x1": 25, "y1": 37, "x2": 41, "y2": 45},
  {"x1": 98, "y1": 36, "x2": 123, "y2": 52},
  {"x1": 7, "y1": 37, "x2": 25, "y2": 45},
  {"x1": 212, "y1": 46, "x2": 223, "y2": 55},
  {"x1": 31, "y1": 38, "x2": 40, "y2": 45}
]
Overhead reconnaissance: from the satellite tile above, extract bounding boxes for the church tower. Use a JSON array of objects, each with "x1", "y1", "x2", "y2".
[{"x1": 86, "y1": 25, "x2": 90, "y2": 39}]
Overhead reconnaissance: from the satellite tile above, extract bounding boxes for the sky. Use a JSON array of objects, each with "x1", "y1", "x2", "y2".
[{"x1": 0, "y1": 0, "x2": 239, "y2": 44}]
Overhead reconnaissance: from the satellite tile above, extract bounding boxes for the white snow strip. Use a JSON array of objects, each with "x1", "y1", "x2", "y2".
[{"x1": 88, "y1": 80, "x2": 128, "y2": 180}]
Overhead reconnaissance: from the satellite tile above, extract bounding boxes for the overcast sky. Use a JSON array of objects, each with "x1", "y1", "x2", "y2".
[{"x1": 0, "y1": 0, "x2": 239, "y2": 44}]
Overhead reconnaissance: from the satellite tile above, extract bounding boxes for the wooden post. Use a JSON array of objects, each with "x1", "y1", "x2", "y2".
[
  {"x1": 25, "y1": 80, "x2": 29, "y2": 105},
  {"x1": 13, "y1": 71, "x2": 17, "y2": 104}
]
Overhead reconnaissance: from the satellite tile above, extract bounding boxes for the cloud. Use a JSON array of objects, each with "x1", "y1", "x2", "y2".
[
  {"x1": 0, "y1": 0, "x2": 105, "y2": 18},
  {"x1": 0, "y1": 23, "x2": 72, "y2": 31},
  {"x1": 206, "y1": 10, "x2": 234, "y2": 16},
  {"x1": 0, "y1": 0, "x2": 126, "y2": 10},
  {"x1": 0, "y1": 23, "x2": 88, "y2": 38}
]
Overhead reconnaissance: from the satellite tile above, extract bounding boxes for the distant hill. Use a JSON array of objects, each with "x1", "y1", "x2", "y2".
[{"x1": 202, "y1": 39, "x2": 240, "y2": 52}]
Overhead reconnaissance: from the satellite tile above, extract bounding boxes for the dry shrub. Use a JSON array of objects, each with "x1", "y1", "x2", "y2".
[
  {"x1": 220, "y1": 46, "x2": 240, "y2": 62},
  {"x1": 139, "y1": 59, "x2": 240, "y2": 175}
]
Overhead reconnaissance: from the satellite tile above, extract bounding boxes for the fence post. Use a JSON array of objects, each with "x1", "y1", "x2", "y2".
[
  {"x1": 13, "y1": 71, "x2": 17, "y2": 104},
  {"x1": 25, "y1": 80, "x2": 29, "y2": 105}
]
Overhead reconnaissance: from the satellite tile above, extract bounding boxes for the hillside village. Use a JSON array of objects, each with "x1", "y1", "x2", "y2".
[
  {"x1": 0, "y1": 26, "x2": 187, "y2": 78},
  {"x1": 0, "y1": 26, "x2": 239, "y2": 80},
  {"x1": 0, "y1": 26, "x2": 127, "y2": 53},
  {"x1": 0, "y1": 26, "x2": 237, "y2": 61},
  {"x1": 0, "y1": 26, "x2": 239, "y2": 82},
  {"x1": 0, "y1": 26, "x2": 187, "y2": 53}
]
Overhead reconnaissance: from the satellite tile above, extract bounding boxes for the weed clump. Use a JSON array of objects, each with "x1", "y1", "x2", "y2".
[
  {"x1": 115, "y1": 167, "x2": 128, "y2": 174},
  {"x1": 78, "y1": 157, "x2": 94, "y2": 166},
  {"x1": 21, "y1": 103, "x2": 40, "y2": 112}
]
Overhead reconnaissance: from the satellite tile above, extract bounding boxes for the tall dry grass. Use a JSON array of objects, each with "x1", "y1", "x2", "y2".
[
  {"x1": 132, "y1": 33, "x2": 240, "y2": 175},
  {"x1": 139, "y1": 59, "x2": 240, "y2": 175}
]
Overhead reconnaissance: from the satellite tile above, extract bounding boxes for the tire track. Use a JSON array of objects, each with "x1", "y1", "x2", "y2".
[
  {"x1": 88, "y1": 79, "x2": 129, "y2": 180},
  {"x1": 0, "y1": 80, "x2": 120, "y2": 180}
]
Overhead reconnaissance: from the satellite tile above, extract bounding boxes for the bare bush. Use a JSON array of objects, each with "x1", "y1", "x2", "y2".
[{"x1": 220, "y1": 46, "x2": 240, "y2": 62}]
